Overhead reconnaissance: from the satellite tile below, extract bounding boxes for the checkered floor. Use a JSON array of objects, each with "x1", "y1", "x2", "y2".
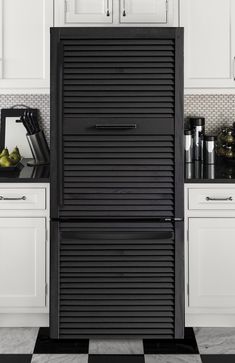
[{"x1": 0, "y1": 327, "x2": 235, "y2": 362}]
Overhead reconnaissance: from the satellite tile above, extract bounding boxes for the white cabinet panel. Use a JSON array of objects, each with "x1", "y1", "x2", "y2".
[
  {"x1": 188, "y1": 218, "x2": 235, "y2": 308},
  {"x1": 0, "y1": 0, "x2": 53, "y2": 91},
  {"x1": 0, "y1": 188, "x2": 46, "y2": 210},
  {"x1": 55, "y1": 0, "x2": 178, "y2": 26},
  {"x1": 120, "y1": 0, "x2": 167, "y2": 23},
  {"x1": 188, "y1": 188, "x2": 235, "y2": 210},
  {"x1": 0, "y1": 218, "x2": 46, "y2": 308},
  {"x1": 65, "y1": 0, "x2": 113, "y2": 23},
  {"x1": 180, "y1": 0, "x2": 235, "y2": 89}
]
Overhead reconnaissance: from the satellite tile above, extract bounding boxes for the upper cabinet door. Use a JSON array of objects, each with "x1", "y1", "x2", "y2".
[
  {"x1": 120, "y1": 0, "x2": 168, "y2": 24},
  {"x1": 0, "y1": 0, "x2": 53, "y2": 93},
  {"x1": 55, "y1": 0, "x2": 178, "y2": 26},
  {"x1": 64, "y1": 0, "x2": 113, "y2": 24},
  {"x1": 180, "y1": 0, "x2": 235, "y2": 90}
]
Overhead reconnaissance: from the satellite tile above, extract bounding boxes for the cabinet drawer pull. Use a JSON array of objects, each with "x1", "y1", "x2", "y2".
[
  {"x1": 95, "y1": 123, "x2": 136, "y2": 130},
  {"x1": 0, "y1": 196, "x2": 26, "y2": 201},
  {"x1": 206, "y1": 196, "x2": 233, "y2": 201}
]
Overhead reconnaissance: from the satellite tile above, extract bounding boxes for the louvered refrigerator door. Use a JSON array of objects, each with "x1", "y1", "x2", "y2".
[
  {"x1": 50, "y1": 27, "x2": 184, "y2": 339},
  {"x1": 51, "y1": 220, "x2": 183, "y2": 339}
]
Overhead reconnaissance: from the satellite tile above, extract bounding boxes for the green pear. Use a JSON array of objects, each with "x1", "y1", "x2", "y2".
[
  {"x1": 0, "y1": 156, "x2": 14, "y2": 167},
  {"x1": 9, "y1": 146, "x2": 21, "y2": 164},
  {"x1": 12, "y1": 146, "x2": 21, "y2": 156},
  {"x1": 0, "y1": 148, "x2": 9, "y2": 158}
]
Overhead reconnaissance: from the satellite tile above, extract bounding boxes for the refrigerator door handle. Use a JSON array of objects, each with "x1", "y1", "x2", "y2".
[
  {"x1": 95, "y1": 124, "x2": 137, "y2": 130},
  {"x1": 164, "y1": 218, "x2": 184, "y2": 222}
]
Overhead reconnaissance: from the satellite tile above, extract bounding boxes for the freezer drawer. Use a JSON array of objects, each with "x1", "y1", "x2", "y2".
[
  {"x1": 61, "y1": 119, "x2": 175, "y2": 220},
  {"x1": 50, "y1": 220, "x2": 184, "y2": 339}
]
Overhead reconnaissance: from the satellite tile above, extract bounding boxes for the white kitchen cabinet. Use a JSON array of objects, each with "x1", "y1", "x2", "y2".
[
  {"x1": 180, "y1": 0, "x2": 235, "y2": 92},
  {"x1": 185, "y1": 184, "x2": 235, "y2": 327},
  {"x1": 188, "y1": 218, "x2": 235, "y2": 308},
  {"x1": 0, "y1": 218, "x2": 46, "y2": 308},
  {"x1": 0, "y1": 0, "x2": 53, "y2": 93},
  {"x1": 0, "y1": 183, "x2": 50, "y2": 327},
  {"x1": 55, "y1": 0, "x2": 178, "y2": 26},
  {"x1": 64, "y1": 0, "x2": 113, "y2": 23}
]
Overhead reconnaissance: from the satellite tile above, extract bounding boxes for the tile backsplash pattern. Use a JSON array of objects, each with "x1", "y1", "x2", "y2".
[
  {"x1": 185, "y1": 95, "x2": 235, "y2": 134},
  {"x1": 0, "y1": 94, "x2": 50, "y2": 143},
  {"x1": 0, "y1": 94, "x2": 235, "y2": 145}
]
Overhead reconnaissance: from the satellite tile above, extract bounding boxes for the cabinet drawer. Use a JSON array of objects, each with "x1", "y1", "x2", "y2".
[
  {"x1": 0, "y1": 188, "x2": 46, "y2": 210},
  {"x1": 188, "y1": 188, "x2": 235, "y2": 210}
]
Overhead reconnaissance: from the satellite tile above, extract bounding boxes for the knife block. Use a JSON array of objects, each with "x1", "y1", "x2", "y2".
[{"x1": 26, "y1": 130, "x2": 50, "y2": 166}]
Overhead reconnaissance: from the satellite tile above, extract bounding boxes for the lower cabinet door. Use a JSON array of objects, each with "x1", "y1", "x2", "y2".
[
  {"x1": 0, "y1": 218, "x2": 46, "y2": 308},
  {"x1": 188, "y1": 218, "x2": 235, "y2": 308}
]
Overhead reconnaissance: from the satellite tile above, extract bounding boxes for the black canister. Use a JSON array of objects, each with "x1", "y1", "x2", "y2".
[{"x1": 189, "y1": 117, "x2": 205, "y2": 161}]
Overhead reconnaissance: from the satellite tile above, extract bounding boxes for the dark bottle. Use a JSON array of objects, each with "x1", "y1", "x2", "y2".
[{"x1": 189, "y1": 117, "x2": 205, "y2": 161}]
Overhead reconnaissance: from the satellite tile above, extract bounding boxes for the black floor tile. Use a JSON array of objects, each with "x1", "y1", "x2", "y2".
[
  {"x1": 88, "y1": 355, "x2": 145, "y2": 363},
  {"x1": 0, "y1": 355, "x2": 32, "y2": 363},
  {"x1": 201, "y1": 355, "x2": 235, "y2": 363},
  {"x1": 33, "y1": 328, "x2": 89, "y2": 354},
  {"x1": 143, "y1": 328, "x2": 199, "y2": 354}
]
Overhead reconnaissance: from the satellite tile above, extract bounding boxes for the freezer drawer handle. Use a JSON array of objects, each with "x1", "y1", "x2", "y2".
[
  {"x1": 95, "y1": 124, "x2": 136, "y2": 130},
  {"x1": 0, "y1": 196, "x2": 26, "y2": 201},
  {"x1": 206, "y1": 196, "x2": 233, "y2": 201}
]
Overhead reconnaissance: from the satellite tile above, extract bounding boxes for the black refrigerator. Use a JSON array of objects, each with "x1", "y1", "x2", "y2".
[{"x1": 50, "y1": 27, "x2": 184, "y2": 339}]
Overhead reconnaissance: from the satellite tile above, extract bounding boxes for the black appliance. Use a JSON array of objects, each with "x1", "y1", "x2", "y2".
[{"x1": 50, "y1": 27, "x2": 184, "y2": 339}]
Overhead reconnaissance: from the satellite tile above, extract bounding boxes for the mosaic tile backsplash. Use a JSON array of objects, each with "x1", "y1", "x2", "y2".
[
  {"x1": 184, "y1": 95, "x2": 235, "y2": 134},
  {"x1": 0, "y1": 94, "x2": 235, "y2": 146}
]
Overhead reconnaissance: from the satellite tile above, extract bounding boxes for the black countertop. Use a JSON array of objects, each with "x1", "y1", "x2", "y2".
[
  {"x1": 0, "y1": 158, "x2": 233, "y2": 184},
  {"x1": 185, "y1": 159, "x2": 235, "y2": 183},
  {"x1": 0, "y1": 159, "x2": 49, "y2": 183}
]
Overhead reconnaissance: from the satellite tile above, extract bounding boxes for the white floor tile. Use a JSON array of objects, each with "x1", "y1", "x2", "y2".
[{"x1": 0, "y1": 327, "x2": 38, "y2": 354}]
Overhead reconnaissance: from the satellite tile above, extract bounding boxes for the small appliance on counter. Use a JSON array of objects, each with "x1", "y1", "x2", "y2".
[{"x1": 184, "y1": 116, "x2": 216, "y2": 165}]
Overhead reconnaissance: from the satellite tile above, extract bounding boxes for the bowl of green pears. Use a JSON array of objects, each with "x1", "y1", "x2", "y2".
[{"x1": 0, "y1": 147, "x2": 22, "y2": 169}]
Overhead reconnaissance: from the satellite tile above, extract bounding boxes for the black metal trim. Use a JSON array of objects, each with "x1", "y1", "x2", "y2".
[
  {"x1": 50, "y1": 220, "x2": 60, "y2": 338},
  {"x1": 174, "y1": 28, "x2": 184, "y2": 338},
  {"x1": 50, "y1": 28, "x2": 61, "y2": 220}
]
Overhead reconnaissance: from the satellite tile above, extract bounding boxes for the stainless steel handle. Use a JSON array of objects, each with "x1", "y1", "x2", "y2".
[
  {"x1": 122, "y1": 0, "x2": 126, "y2": 16},
  {"x1": 0, "y1": 196, "x2": 26, "y2": 201},
  {"x1": 95, "y1": 124, "x2": 136, "y2": 129},
  {"x1": 106, "y1": 0, "x2": 110, "y2": 16},
  {"x1": 206, "y1": 196, "x2": 233, "y2": 201}
]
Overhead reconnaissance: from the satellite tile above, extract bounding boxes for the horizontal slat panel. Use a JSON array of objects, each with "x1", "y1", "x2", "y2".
[{"x1": 58, "y1": 32, "x2": 177, "y2": 338}]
